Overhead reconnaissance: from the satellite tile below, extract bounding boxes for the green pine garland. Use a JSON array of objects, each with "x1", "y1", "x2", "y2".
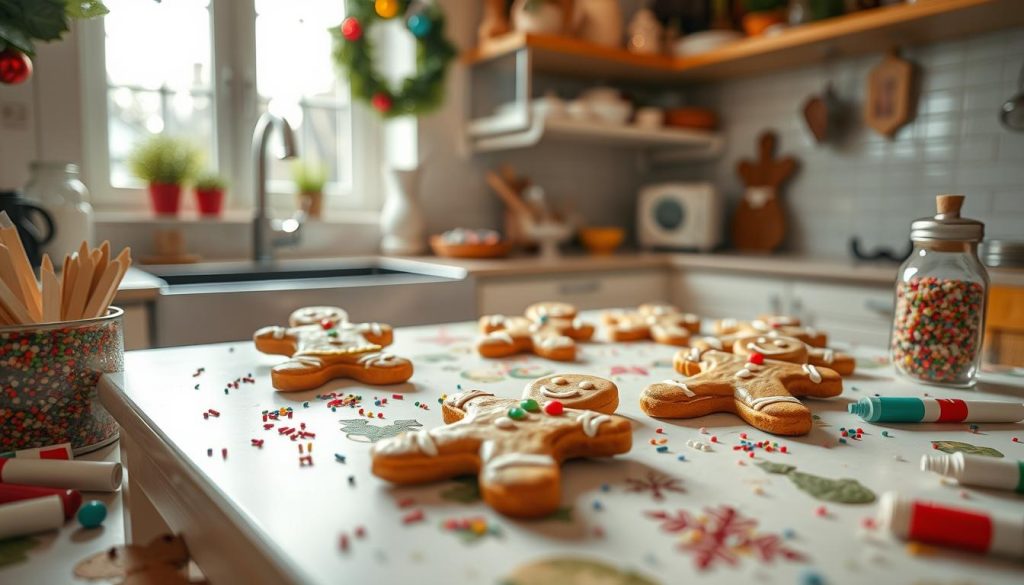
[{"x1": 332, "y1": 0, "x2": 456, "y2": 118}]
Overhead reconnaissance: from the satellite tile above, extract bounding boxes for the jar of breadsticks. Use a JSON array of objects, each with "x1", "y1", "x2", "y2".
[{"x1": 891, "y1": 195, "x2": 988, "y2": 388}]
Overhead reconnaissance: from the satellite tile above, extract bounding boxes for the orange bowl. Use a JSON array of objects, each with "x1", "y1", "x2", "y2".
[
  {"x1": 430, "y1": 235, "x2": 511, "y2": 259},
  {"x1": 580, "y1": 227, "x2": 625, "y2": 255}
]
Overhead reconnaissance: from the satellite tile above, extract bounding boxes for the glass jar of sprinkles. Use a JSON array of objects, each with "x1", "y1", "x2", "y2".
[
  {"x1": 1, "y1": 307, "x2": 124, "y2": 454},
  {"x1": 891, "y1": 195, "x2": 988, "y2": 388}
]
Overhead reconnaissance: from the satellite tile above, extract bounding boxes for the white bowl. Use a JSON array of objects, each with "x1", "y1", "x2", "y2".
[
  {"x1": 589, "y1": 100, "x2": 632, "y2": 125},
  {"x1": 673, "y1": 30, "x2": 743, "y2": 57}
]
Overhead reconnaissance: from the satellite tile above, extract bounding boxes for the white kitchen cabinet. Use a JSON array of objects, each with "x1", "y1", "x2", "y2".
[
  {"x1": 477, "y1": 269, "x2": 669, "y2": 315},
  {"x1": 670, "y1": 269, "x2": 894, "y2": 347},
  {"x1": 121, "y1": 304, "x2": 152, "y2": 350},
  {"x1": 670, "y1": 271, "x2": 789, "y2": 319}
]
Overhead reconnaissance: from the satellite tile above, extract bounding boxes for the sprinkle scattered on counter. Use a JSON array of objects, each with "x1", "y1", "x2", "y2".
[
  {"x1": 335, "y1": 453, "x2": 346, "y2": 463},
  {"x1": 403, "y1": 509, "x2": 425, "y2": 525},
  {"x1": 442, "y1": 516, "x2": 500, "y2": 542}
]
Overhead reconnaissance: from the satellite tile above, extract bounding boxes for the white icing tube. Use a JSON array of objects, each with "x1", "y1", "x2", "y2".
[
  {"x1": 0, "y1": 495, "x2": 65, "y2": 539},
  {"x1": 921, "y1": 452, "x2": 1024, "y2": 493},
  {"x1": 0, "y1": 459, "x2": 122, "y2": 492}
]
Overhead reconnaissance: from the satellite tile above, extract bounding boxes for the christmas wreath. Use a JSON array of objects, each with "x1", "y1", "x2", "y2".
[
  {"x1": 332, "y1": 0, "x2": 456, "y2": 118},
  {"x1": 0, "y1": 0, "x2": 108, "y2": 84}
]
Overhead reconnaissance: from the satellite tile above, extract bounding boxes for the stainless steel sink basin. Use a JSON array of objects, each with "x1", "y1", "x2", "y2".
[{"x1": 146, "y1": 257, "x2": 475, "y2": 347}]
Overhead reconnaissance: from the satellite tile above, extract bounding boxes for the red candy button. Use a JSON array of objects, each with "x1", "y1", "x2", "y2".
[
  {"x1": 544, "y1": 400, "x2": 564, "y2": 415},
  {"x1": 320, "y1": 319, "x2": 334, "y2": 330},
  {"x1": 748, "y1": 352, "x2": 765, "y2": 365}
]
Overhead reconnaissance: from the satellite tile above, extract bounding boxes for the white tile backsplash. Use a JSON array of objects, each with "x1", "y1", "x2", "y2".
[{"x1": 679, "y1": 27, "x2": 1024, "y2": 256}]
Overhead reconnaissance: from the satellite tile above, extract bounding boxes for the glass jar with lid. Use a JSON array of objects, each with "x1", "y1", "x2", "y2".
[
  {"x1": 891, "y1": 194, "x2": 988, "y2": 388},
  {"x1": 22, "y1": 161, "x2": 94, "y2": 265}
]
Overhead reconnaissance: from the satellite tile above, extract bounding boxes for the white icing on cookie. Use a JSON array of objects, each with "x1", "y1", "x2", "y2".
[
  {"x1": 541, "y1": 385, "x2": 581, "y2": 399},
  {"x1": 451, "y1": 390, "x2": 494, "y2": 409},
  {"x1": 494, "y1": 417, "x2": 516, "y2": 430},
  {"x1": 579, "y1": 380, "x2": 595, "y2": 390},
  {"x1": 480, "y1": 331, "x2": 515, "y2": 345},
  {"x1": 551, "y1": 377, "x2": 568, "y2": 385},
  {"x1": 735, "y1": 368, "x2": 753, "y2": 379},
  {"x1": 362, "y1": 322, "x2": 383, "y2": 336},
  {"x1": 734, "y1": 387, "x2": 802, "y2": 411},
  {"x1": 702, "y1": 336, "x2": 723, "y2": 350},
  {"x1": 575, "y1": 411, "x2": 611, "y2": 437},
  {"x1": 689, "y1": 347, "x2": 702, "y2": 362},
  {"x1": 538, "y1": 335, "x2": 573, "y2": 349},
  {"x1": 661, "y1": 380, "x2": 695, "y2": 397},
  {"x1": 374, "y1": 429, "x2": 438, "y2": 456},
  {"x1": 802, "y1": 364, "x2": 822, "y2": 383},
  {"x1": 357, "y1": 353, "x2": 399, "y2": 368},
  {"x1": 487, "y1": 315, "x2": 505, "y2": 326},
  {"x1": 821, "y1": 349, "x2": 835, "y2": 364},
  {"x1": 271, "y1": 326, "x2": 286, "y2": 339},
  {"x1": 484, "y1": 453, "x2": 556, "y2": 481}
]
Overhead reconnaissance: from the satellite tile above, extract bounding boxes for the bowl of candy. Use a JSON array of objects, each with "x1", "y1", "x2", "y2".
[{"x1": 430, "y1": 228, "x2": 510, "y2": 259}]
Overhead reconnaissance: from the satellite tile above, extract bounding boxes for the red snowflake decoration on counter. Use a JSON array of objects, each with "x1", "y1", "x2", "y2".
[
  {"x1": 646, "y1": 505, "x2": 805, "y2": 570},
  {"x1": 624, "y1": 471, "x2": 685, "y2": 501}
]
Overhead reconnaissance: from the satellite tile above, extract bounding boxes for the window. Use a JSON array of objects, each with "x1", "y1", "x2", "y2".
[{"x1": 80, "y1": 0, "x2": 378, "y2": 214}]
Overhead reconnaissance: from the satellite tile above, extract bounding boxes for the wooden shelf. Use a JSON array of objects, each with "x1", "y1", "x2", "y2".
[
  {"x1": 468, "y1": 111, "x2": 722, "y2": 158},
  {"x1": 464, "y1": 0, "x2": 1024, "y2": 83}
]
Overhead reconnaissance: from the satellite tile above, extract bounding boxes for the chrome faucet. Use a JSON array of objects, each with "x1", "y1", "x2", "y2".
[{"x1": 252, "y1": 111, "x2": 302, "y2": 263}]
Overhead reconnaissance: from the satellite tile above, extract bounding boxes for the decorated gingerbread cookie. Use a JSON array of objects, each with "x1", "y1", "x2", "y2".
[
  {"x1": 602, "y1": 303, "x2": 700, "y2": 346},
  {"x1": 288, "y1": 305, "x2": 394, "y2": 347},
  {"x1": 642, "y1": 347, "x2": 842, "y2": 435},
  {"x1": 254, "y1": 309, "x2": 412, "y2": 391},
  {"x1": 477, "y1": 302, "x2": 595, "y2": 362},
  {"x1": 522, "y1": 374, "x2": 619, "y2": 414},
  {"x1": 712, "y1": 316, "x2": 827, "y2": 348},
  {"x1": 371, "y1": 390, "x2": 632, "y2": 518},
  {"x1": 732, "y1": 334, "x2": 856, "y2": 376}
]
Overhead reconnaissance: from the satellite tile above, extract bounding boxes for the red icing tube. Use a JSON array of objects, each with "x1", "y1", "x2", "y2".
[
  {"x1": 936, "y1": 399, "x2": 969, "y2": 422},
  {"x1": 880, "y1": 492, "x2": 1024, "y2": 558},
  {"x1": 0, "y1": 483, "x2": 82, "y2": 519}
]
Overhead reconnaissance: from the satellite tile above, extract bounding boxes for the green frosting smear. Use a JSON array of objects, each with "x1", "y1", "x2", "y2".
[
  {"x1": 757, "y1": 460, "x2": 876, "y2": 504},
  {"x1": 0, "y1": 537, "x2": 39, "y2": 568},
  {"x1": 931, "y1": 441, "x2": 1004, "y2": 458}
]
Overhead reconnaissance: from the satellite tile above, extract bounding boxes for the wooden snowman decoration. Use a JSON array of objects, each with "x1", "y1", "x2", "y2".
[{"x1": 731, "y1": 131, "x2": 798, "y2": 252}]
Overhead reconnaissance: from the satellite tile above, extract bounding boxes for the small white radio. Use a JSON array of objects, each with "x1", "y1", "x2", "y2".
[{"x1": 637, "y1": 182, "x2": 721, "y2": 251}]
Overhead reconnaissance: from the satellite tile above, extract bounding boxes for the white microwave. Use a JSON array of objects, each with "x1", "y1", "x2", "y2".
[{"x1": 637, "y1": 182, "x2": 721, "y2": 251}]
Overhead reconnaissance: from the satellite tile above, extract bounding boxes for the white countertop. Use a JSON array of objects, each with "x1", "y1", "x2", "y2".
[{"x1": 90, "y1": 312, "x2": 1024, "y2": 585}]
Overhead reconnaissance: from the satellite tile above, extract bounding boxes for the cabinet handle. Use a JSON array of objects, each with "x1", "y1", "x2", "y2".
[
  {"x1": 558, "y1": 280, "x2": 601, "y2": 296},
  {"x1": 865, "y1": 299, "x2": 894, "y2": 316}
]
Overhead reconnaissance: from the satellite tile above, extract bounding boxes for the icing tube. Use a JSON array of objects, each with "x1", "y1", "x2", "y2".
[
  {"x1": 0, "y1": 496, "x2": 66, "y2": 539},
  {"x1": 848, "y1": 397, "x2": 1024, "y2": 423},
  {"x1": 921, "y1": 452, "x2": 1024, "y2": 493},
  {"x1": 878, "y1": 492, "x2": 1024, "y2": 558},
  {"x1": 0, "y1": 483, "x2": 82, "y2": 519},
  {"x1": 0, "y1": 459, "x2": 122, "y2": 492}
]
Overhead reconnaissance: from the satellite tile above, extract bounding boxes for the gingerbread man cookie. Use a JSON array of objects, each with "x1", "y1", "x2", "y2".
[
  {"x1": 371, "y1": 390, "x2": 632, "y2": 518},
  {"x1": 732, "y1": 334, "x2": 856, "y2": 376},
  {"x1": 477, "y1": 302, "x2": 595, "y2": 362},
  {"x1": 642, "y1": 347, "x2": 842, "y2": 435},
  {"x1": 288, "y1": 305, "x2": 394, "y2": 347},
  {"x1": 602, "y1": 303, "x2": 700, "y2": 346},
  {"x1": 254, "y1": 309, "x2": 412, "y2": 392},
  {"x1": 522, "y1": 374, "x2": 619, "y2": 414},
  {"x1": 712, "y1": 316, "x2": 827, "y2": 348}
]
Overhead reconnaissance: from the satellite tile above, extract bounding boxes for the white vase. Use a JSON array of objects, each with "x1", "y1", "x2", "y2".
[
  {"x1": 380, "y1": 165, "x2": 426, "y2": 255},
  {"x1": 573, "y1": 0, "x2": 623, "y2": 48}
]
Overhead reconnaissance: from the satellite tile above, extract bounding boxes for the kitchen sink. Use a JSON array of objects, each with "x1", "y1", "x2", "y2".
[{"x1": 146, "y1": 257, "x2": 475, "y2": 347}]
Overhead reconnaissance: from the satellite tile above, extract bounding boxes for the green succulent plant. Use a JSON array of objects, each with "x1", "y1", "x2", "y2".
[
  {"x1": 127, "y1": 134, "x2": 202, "y2": 186},
  {"x1": 291, "y1": 160, "x2": 327, "y2": 194},
  {"x1": 194, "y1": 171, "x2": 227, "y2": 191}
]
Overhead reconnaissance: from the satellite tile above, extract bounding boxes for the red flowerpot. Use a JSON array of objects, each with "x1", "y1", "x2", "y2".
[
  {"x1": 149, "y1": 183, "x2": 182, "y2": 215},
  {"x1": 195, "y1": 188, "x2": 225, "y2": 216}
]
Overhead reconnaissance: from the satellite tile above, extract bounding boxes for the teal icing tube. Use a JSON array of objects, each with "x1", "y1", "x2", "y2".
[
  {"x1": 847, "y1": 397, "x2": 924, "y2": 422},
  {"x1": 848, "y1": 396, "x2": 1024, "y2": 423}
]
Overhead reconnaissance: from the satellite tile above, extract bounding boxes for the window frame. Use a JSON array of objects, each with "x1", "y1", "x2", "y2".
[{"x1": 78, "y1": 0, "x2": 381, "y2": 216}]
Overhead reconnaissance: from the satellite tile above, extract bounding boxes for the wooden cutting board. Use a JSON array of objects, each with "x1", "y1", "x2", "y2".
[{"x1": 731, "y1": 131, "x2": 798, "y2": 252}]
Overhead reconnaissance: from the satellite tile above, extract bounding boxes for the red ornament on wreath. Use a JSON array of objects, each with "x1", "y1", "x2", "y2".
[
  {"x1": 341, "y1": 17, "x2": 362, "y2": 41},
  {"x1": 371, "y1": 92, "x2": 393, "y2": 114},
  {"x1": 0, "y1": 49, "x2": 32, "y2": 85}
]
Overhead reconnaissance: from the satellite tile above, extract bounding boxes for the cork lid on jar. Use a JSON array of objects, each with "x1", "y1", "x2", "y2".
[{"x1": 910, "y1": 194, "x2": 985, "y2": 243}]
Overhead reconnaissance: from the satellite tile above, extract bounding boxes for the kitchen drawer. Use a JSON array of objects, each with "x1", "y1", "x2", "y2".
[
  {"x1": 671, "y1": 270, "x2": 788, "y2": 319},
  {"x1": 477, "y1": 269, "x2": 669, "y2": 315},
  {"x1": 790, "y1": 281, "x2": 893, "y2": 347}
]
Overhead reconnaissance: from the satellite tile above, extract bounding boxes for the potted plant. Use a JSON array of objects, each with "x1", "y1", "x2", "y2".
[
  {"x1": 194, "y1": 172, "x2": 227, "y2": 217},
  {"x1": 127, "y1": 135, "x2": 200, "y2": 215},
  {"x1": 742, "y1": 0, "x2": 786, "y2": 36},
  {"x1": 292, "y1": 160, "x2": 327, "y2": 219}
]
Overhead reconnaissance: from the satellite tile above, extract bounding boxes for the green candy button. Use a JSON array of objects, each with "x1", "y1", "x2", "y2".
[
  {"x1": 520, "y1": 399, "x2": 540, "y2": 412},
  {"x1": 507, "y1": 407, "x2": 527, "y2": 420}
]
